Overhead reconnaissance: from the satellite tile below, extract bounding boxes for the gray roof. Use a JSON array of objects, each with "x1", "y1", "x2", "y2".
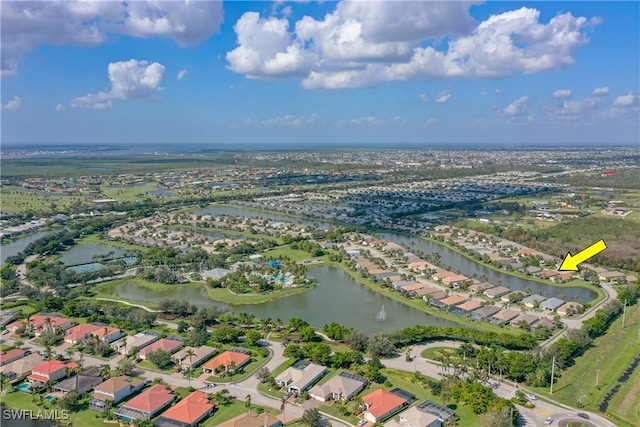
[
  {"x1": 201, "y1": 268, "x2": 231, "y2": 280},
  {"x1": 540, "y1": 298, "x2": 564, "y2": 310},
  {"x1": 522, "y1": 294, "x2": 546, "y2": 305},
  {"x1": 54, "y1": 367, "x2": 103, "y2": 394}
]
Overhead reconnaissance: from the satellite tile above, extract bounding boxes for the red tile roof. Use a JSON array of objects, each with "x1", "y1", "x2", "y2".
[
  {"x1": 66, "y1": 324, "x2": 101, "y2": 340},
  {"x1": 139, "y1": 338, "x2": 183, "y2": 356},
  {"x1": 159, "y1": 391, "x2": 213, "y2": 424},
  {"x1": 203, "y1": 351, "x2": 250, "y2": 371},
  {"x1": 122, "y1": 384, "x2": 174, "y2": 414},
  {"x1": 362, "y1": 389, "x2": 406, "y2": 420},
  {"x1": 31, "y1": 360, "x2": 77, "y2": 375}
]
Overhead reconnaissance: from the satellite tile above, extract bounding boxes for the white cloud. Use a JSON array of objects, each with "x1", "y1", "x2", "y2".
[
  {"x1": 495, "y1": 88, "x2": 502, "y2": 95},
  {"x1": 226, "y1": 4, "x2": 596, "y2": 90},
  {"x1": 262, "y1": 113, "x2": 318, "y2": 126},
  {"x1": 426, "y1": 117, "x2": 439, "y2": 127},
  {"x1": 592, "y1": 86, "x2": 609, "y2": 96},
  {"x1": 479, "y1": 91, "x2": 488, "y2": 96},
  {"x1": 345, "y1": 115, "x2": 408, "y2": 126},
  {"x1": 71, "y1": 59, "x2": 166, "y2": 109},
  {"x1": 350, "y1": 116, "x2": 381, "y2": 126},
  {"x1": 552, "y1": 89, "x2": 572, "y2": 99},
  {"x1": 613, "y1": 92, "x2": 639, "y2": 107},
  {"x1": 502, "y1": 96, "x2": 530, "y2": 116},
  {"x1": 177, "y1": 69, "x2": 188, "y2": 80},
  {"x1": 435, "y1": 91, "x2": 452, "y2": 103},
  {"x1": 1, "y1": 1, "x2": 223, "y2": 76},
  {"x1": 419, "y1": 94, "x2": 429, "y2": 102},
  {"x1": 2, "y1": 96, "x2": 22, "y2": 110},
  {"x1": 55, "y1": 104, "x2": 65, "y2": 111}
]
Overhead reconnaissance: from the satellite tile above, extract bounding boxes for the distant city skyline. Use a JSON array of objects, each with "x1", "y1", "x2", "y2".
[{"x1": 1, "y1": 1, "x2": 638, "y2": 145}]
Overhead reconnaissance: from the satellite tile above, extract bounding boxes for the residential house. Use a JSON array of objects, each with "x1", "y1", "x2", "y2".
[
  {"x1": 468, "y1": 282, "x2": 494, "y2": 295},
  {"x1": 65, "y1": 323, "x2": 123, "y2": 345},
  {"x1": 309, "y1": 372, "x2": 368, "y2": 402},
  {"x1": 442, "y1": 274, "x2": 470, "y2": 288},
  {"x1": 522, "y1": 295, "x2": 546, "y2": 309},
  {"x1": 392, "y1": 280, "x2": 416, "y2": 291},
  {"x1": 384, "y1": 406, "x2": 441, "y2": 427},
  {"x1": 510, "y1": 314, "x2": 540, "y2": 329},
  {"x1": 115, "y1": 384, "x2": 175, "y2": 422},
  {"x1": 0, "y1": 310, "x2": 16, "y2": 327},
  {"x1": 90, "y1": 376, "x2": 145, "y2": 411},
  {"x1": 533, "y1": 318, "x2": 555, "y2": 330},
  {"x1": 557, "y1": 302, "x2": 584, "y2": 317},
  {"x1": 27, "y1": 360, "x2": 78, "y2": 384},
  {"x1": 411, "y1": 400, "x2": 456, "y2": 425},
  {"x1": 398, "y1": 283, "x2": 426, "y2": 296},
  {"x1": 0, "y1": 349, "x2": 26, "y2": 366},
  {"x1": 217, "y1": 412, "x2": 282, "y2": 427},
  {"x1": 484, "y1": 286, "x2": 511, "y2": 299},
  {"x1": 451, "y1": 300, "x2": 482, "y2": 316},
  {"x1": 0, "y1": 353, "x2": 44, "y2": 380},
  {"x1": 551, "y1": 273, "x2": 574, "y2": 283},
  {"x1": 598, "y1": 271, "x2": 626, "y2": 283},
  {"x1": 171, "y1": 346, "x2": 217, "y2": 370},
  {"x1": 423, "y1": 291, "x2": 447, "y2": 303},
  {"x1": 361, "y1": 389, "x2": 408, "y2": 423},
  {"x1": 431, "y1": 295, "x2": 466, "y2": 310},
  {"x1": 414, "y1": 287, "x2": 441, "y2": 298},
  {"x1": 6, "y1": 314, "x2": 73, "y2": 336},
  {"x1": 111, "y1": 331, "x2": 159, "y2": 355},
  {"x1": 53, "y1": 366, "x2": 103, "y2": 395},
  {"x1": 489, "y1": 309, "x2": 520, "y2": 325},
  {"x1": 540, "y1": 298, "x2": 564, "y2": 312},
  {"x1": 203, "y1": 350, "x2": 251, "y2": 374},
  {"x1": 138, "y1": 338, "x2": 184, "y2": 360},
  {"x1": 201, "y1": 268, "x2": 231, "y2": 281},
  {"x1": 471, "y1": 306, "x2": 501, "y2": 321},
  {"x1": 501, "y1": 291, "x2": 526, "y2": 303},
  {"x1": 275, "y1": 361, "x2": 328, "y2": 393},
  {"x1": 155, "y1": 391, "x2": 214, "y2": 427}
]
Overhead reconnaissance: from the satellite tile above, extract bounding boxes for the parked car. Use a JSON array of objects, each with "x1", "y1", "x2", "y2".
[
  {"x1": 545, "y1": 417, "x2": 553, "y2": 425},
  {"x1": 525, "y1": 393, "x2": 536, "y2": 401},
  {"x1": 357, "y1": 420, "x2": 367, "y2": 426},
  {"x1": 577, "y1": 413, "x2": 589, "y2": 419}
]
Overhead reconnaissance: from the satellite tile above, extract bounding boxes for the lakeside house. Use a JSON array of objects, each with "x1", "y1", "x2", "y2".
[
  {"x1": 557, "y1": 302, "x2": 584, "y2": 317},
  {"x1": 6, "y1": 314, "x2": 73, "y2": 336},
  {"x1": 540, "y1": 298, "x2": 565, "y2": 312},
  {"x1": 451, "y1": 300, "x2": 482, "y2": 315},
  {"x1": 510, "y1": 314, "x2": 540, "y2": 328},
  {"x1": 471, "y1": 306, "x2": 501, "y2": 321},
  {"x1": 522, "y1": 294, "x2": 546, "y2": 309},
  {"x1": 275, "y1": 361, "x2": 328, "y2": 394},
  {"x1": 431, "y1": 295, "x2": 466, "y2": 310},
  {"x1": 65, "y1": 323, "x2": 123, "y2": 344},
  {"x1": 154, "y1": 391, "x2": 214, "y2": 427},
  {"x1": 89, "y1": 376, "x2": 145, "y2": 411},
  {"x1": 489, "y1": 309, "x2": 520, "y2": 325},
  {"x1": 111, "y1": 331, "x2": 159, "y2": 355},
  {"x1": 115, "y1": 384, "x2": 175, "y2": 422},
  {"x1": 309, "y1": 372, "x2": 368, "y2": 402},
  {"x1": 484, "y1": 286, "x2": 511, "y2": 299}
]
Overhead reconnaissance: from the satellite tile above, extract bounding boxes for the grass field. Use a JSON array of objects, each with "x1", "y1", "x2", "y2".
[
  {"x1": 0, "y1": 186, "x2": 92, "y2": 213},
  {"x1": 530, "y1": 303, "x2": 640, "y2": 427},
  {"x1": 262, "y1": 247, "x2": 315, "y2": 262},
  {"x1": 420, "y1": 346, "x2": 458, "y2": 361}
]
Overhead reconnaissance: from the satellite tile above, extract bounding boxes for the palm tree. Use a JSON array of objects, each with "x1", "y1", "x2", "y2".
[
  {"x1": 245, "y1": 394, "x2": 251, "y2": 412},
  {"x1": 77, "y1": 343, "x2": 86, "y2": 369},
  {"x1": 65, "y1": 347, "x2": 75, "y2": 361},
  {"x1": 280, "y1": 396, "x2": 286, "y2": 427},
  {"x1": 122, "y1": 336, "x2": 128, "y2": 355},
  {"x1": 184, "y1": 348, "x2": 196, "y2": 387},
  {"x1": 100, "y1": 364, "x2": 111, "y2": 380}
]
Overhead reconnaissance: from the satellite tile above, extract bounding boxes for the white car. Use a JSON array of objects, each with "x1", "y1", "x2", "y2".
[
  {"x1": 545, "y1": 417, "x2": 553, "y2": 425},
  {"x1": 357, "y1": 420, "x2": 367, "y2": 426},
  {"x1": 526, "y1": 393, "x2": 536, "y2": 401}
]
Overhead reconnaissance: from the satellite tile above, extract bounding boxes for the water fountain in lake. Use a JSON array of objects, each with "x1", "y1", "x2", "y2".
[{"x1": 376, "y1": 305, "x2": 387, "y2": 321}]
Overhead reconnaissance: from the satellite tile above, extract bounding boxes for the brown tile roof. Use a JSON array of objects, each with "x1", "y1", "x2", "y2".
[
  {"x1": 203, "y1": 351, "x2": 250, "y2": 371},
  {"x1": 94, "y1": 376, "x2": 143, "y2": 395},
  {"x1": 122, "y1": 384, "x2": 174, "y2": 414},
  {"x1": 139, "y1": 338, "x2": 183, "y2": 356},
  {"x1": 217, "y1": 412, "x2": 281, "y2": 427}
]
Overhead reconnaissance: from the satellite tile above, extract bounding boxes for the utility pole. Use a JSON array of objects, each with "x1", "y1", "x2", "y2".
[
  {"x1": 550, "y1": 356, "x2": 556, "y2": 394},
  {"x1": 596, "y1": 369, "x2": 600, "y2": 387}
]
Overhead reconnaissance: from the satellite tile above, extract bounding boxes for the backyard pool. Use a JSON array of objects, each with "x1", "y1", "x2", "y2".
[{"x1": 15, "y1": 383, "x2": 31, "y2": 392}]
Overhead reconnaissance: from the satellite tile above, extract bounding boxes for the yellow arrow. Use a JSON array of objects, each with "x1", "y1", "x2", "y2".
[{"x1": 559, "y1": 240, "x2": 607, "y2": 271}]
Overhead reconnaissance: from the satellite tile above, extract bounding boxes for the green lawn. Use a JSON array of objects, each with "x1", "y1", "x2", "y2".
[
  {"x1": 420, "y1": 346, "x2": 458, "y2": 361},
  {"x1": 78, "y1": 233, "x2": 149, "y2": 252},
  {"x1": 262, "y1": 247, "x2": 314, "y2": 262},
  {"x1": 202, "y1": 400, "x2": 250, "y2": 426},
  {"x1": 530, "y1": 303, "x2": 640, "y2": 427},
  {"x1": 204, "y1": 286, "x2": 311, "y2": 305}
]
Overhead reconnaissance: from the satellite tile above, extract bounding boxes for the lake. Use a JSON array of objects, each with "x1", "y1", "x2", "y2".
[
  {"x1": 58, "y1": 243, "x2": 127, "y2": 266},
  {"x1": 106, "y1": 266, "x2": 457, "y2": 333},
  {"x1": 0, "y1": 231, "x2": 51, "y2": 264}
]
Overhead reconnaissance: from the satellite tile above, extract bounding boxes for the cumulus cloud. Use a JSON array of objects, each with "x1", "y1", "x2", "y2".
[
  {"x1": 426, "y1": 117, "x2": 439, "y2": 127},
  {"x1": 435, "y1": 91, "x2": 452, "y2": 103},
  {"x1": 419, "y1": 93, "x2": 429, "y2": 102},
  {"x1": 71, "y1": 59, "x2": 166, "y2": 109},
  {"x1": 613, "y1": 92, "x2": 639, "y2": 107},
  {"x1": 55, "y1": 104, "x2": 65, "y2": 111},
  {"x1": 350, "y1": 116, "x2": 381, "y2": 126},
  {"x1": 345, "y1": 115, "x2": 408, "y2": 126},
  {"x1": 552, "y1": 89, "x2": 572, "y2": 99},
  {"x1": 502, "y1": 96, "x2": 530, "y2": 116},
  {"x1": 1, "y1": 0, "x2": 223, "y2": 76},
  {"x1": 2, "y1": 96, "x2": 22, "y2": 110},
  {"x1": 226, "y1": 3, "x2": 596, "y2": 90},
  {"x1": 177, "y1": 69, "x2": 188, "y2": 81},
  {"x1": 592, "y1": 86, "x2": 609, "y2": 96}
]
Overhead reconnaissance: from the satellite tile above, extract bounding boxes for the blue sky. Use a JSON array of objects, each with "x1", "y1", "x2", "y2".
[{"x1": 1, "y1": 1, "x2": 638, "y2": 146}]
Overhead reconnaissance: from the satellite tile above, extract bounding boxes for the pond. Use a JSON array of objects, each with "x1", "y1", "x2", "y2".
[
  {"x1": 379, "y1": 232, "x2": 597, "y2": 302},
  {"x1": 1, "y1": 231, "x2": 51, "y2": 264},
  {"x1": 105, "y1": 266, "x2": 457, "y2": 333},
  {"x1": 58, "y1": 243, "x2": 127, "y2": 266}
]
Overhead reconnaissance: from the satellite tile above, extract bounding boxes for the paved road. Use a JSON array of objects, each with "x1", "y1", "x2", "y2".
[{"x1": 382, "y1": 343, "x2": 618, "y2": 427}]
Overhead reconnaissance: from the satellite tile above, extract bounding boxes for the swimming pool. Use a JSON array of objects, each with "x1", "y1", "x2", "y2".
[
  {"x1": 15, "y1": 383, "x2": 31, "y2": 392},
  {"x1": 45, "y1": 395, "x2": 56, "y2": 401}
]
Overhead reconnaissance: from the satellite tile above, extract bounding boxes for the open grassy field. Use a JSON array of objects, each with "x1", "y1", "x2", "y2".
[
  {"x1": 262, "y1": 247, "x2": 315, "y2": 262},
  {"x1": 0, "y1": 186, "x2": 92, "y2": 213},
  {"x1": 420, "y1": 346, "x2": 458, "y2": 361},
  {"x1": 530, "y1": 303, "x2": 640, "y2": 427}
]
